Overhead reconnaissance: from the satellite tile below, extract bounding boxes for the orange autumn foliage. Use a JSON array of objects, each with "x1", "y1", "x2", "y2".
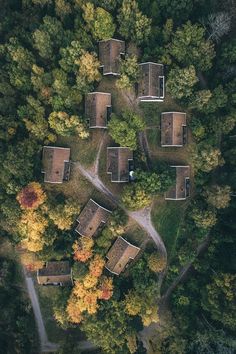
[
  {"x1": 98, "y1": 276, "x2": 113, "y2": 300},
  {"x1": 66, "y1": 295, "x2": 84, "y2": 324},
  {"x1": 83, "y1": 274, "x2": 98, "y2": 289},
  {"x1": 89, "y1": 254, "x2": 105, "y2": 277},
  {"x1": 73, "y1": 237, "x2": 94, "y2": 263},
  {"x1": 17, "y1": 182, "x2": 46, "y2": 210},
  {"x1": 67, "y1": 280, "x2": 101, "y2": 321}
]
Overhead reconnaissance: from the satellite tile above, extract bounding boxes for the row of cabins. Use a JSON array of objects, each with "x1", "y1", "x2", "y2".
[
  {"x1": 37, "y1": 199, "x2": 140, "y2": 285},
  {"x1": 41, "y1": 145, "x2": 190, "y2": 200}
]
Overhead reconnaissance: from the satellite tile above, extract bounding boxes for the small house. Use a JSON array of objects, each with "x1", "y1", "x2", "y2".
[
  {"x1": 99, "y1": 38, "x2": 125, "y2": 76},
  {"x1": 161, "y1": 112, "x2": 187, "y2": 147},
  {"x1": 138, "y1": 62, "x2": 165, "y2": 102},
  {"x1": 165, "y1": 166, "x2": 190, "y2": 200},
  {"x1": 107, "y1": 147, "x2": 133, "y2": 183},
  {"x1": 37, "y1": 261, "x2": 72, "y2": 286},
  {"x1": 75, "y1": 199, "x2": 111, "y2": 237},
  {"x1": 85, "y1": 92, "x2": 112, "y2": 128},
  {"x1": 41, "y1": 146, "x2": 70, "y2": 183},
  {"x1": 105, "y1": 236, "x2": 140, "y2": 275}
]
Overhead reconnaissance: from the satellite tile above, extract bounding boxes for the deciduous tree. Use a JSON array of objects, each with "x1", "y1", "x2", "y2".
[
  {"x1": 48, "y1": 111, "x2": 88, "y2": 138},
  {"x1": 116, "y1": 55, "x2": 140, "y2": 89},
  {"x1": 167, "y1": 21, "x2": 215, "y2": 71},
  {"x1": 191, "y1": 144, "x2": 224, "y2": 172},
  {"x1": 167, "y1": 65, "x2": 198, "y2": 100},
  {"x1": 82, "y1": 3, "x2": 115, "y2": 40},
  {"x1": 190, "y1": 207, "x2": 217, "y2": 230},
  {"x1": 118, "y1": 0, "x2": 151, "y2": 44},
  {"x1": 147, "y1": 252, "x2": 167, "y2": 273},
  {"x1": 48, "y1": 199, "x2": 80, "y2": 230},
  {"x1": 204, "y1": 185, "x2": 231, "y2": 209},
  {"x1": 73, "y1": 237, "x2": 94, "y2": 263},
  {"x1": 108, "y1": 110, "x2": 145, "y2": 150},
  {"x1": 122, "y1": 184, "x2": 151, "y2": 210},
  {"x1": 17, "y1": 182, "x2": 46, "y2": 210},
  {"x1": 18, "y1": 210, "x2": 49, "y2": 252},
  {"x1": 201, "y1": 273, "x2": 236, "y2": 331}
]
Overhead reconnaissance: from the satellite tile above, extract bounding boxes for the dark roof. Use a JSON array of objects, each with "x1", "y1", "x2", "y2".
[
  {"x1": 41, "y1": 146, "x2": 70, "y2": 183},
  {"x1": 105, "y1": 236, "x2": 140, "y2": 275},
  {"x1": 85, "y1": 92, "x2": 111, "y2": 128},
  {"x1": 138, "y1": 62, "x2": 164, "y2": 101},
  {"x1": 37, "y1": 261, "x2": 72, "y2": 285},
  {"x1": 161, "y1": 112, "x2": 187, "y2": 146},
  {"x1": 75, "y1": 199, "x2": 111, "y2": 237},
  {"x1": 107, "y1": 147, "x2": 133, "y2": 182},
  {"x1": 165, "y1": 166, "x2": 190, "y2": 200},
  {"x1": 99, "y1": 39, "x2": 125, "y2": 75}
]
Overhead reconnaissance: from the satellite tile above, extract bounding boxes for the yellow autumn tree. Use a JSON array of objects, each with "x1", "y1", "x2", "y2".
[
  {"x1": 48, "y1": 199, "x2": 80, "y2": 230},
  {"x1": 98, "y1": 276, "x2": 113, "y2": 300},
  {"x1": 67, "y1": 280, "x2": 101, "y2": 322},
  {"x1": 89, "y1": 254, "x2": 105, "y2": 277},
  {"x1": 147, "y1": 252, "x2": 167, "y2": 273},
  {"x1": 20, "y1": 251, "x2": 44, "y2": 271},
  {"x1": 83, "y1": 274, "x2": 98, "y2": 289},
  {"x1": 141, "y1": 303, "x2": 159, "y2": 326},
  {"x1": 17, "y1": 182, "x2": 46, "y2": 210},
  {"x1": 77, "y1": 51, "x2": 101, "y2": 83},
  {"x1": 124, "y1": 291, "x2": 142, "y2": 316},
  {"x1": 73, "y1": 237, "x2": 94, "y2": 262},
  {"x1": 18, "y1": 210, "x2": 48, "y2": 252},
  {"x1": 126, "y1": 333, "x2": 138, "y2": 354},
  {"x1": 66, "y1": 294, "x2": 84, "y2": 324}
]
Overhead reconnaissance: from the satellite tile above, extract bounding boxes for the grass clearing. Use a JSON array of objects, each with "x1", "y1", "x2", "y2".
[
  {"x1": 97, "y1": 76, "x2": 132, "y2": 115},
  {"x1": 151, "y1": 198, "x2": 188, "y2": 260},
  {"x1": 57, "y1": 130, "x2": 104, "y2": 167},
  {"x1": 35, "y1": 282, "x2": 86, "y2": 342},
  {"x1": 44, "y1": 167, "x2": 94, "y2": 204},
  {"x1": 125, "y1": 218, "x2": 151, "y2": 247},
  {"x1": 36, "y1": 284, "x2": 65, "y2": 342}
]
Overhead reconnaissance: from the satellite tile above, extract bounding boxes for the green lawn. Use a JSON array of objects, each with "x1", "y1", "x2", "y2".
[
  {"x1": 57, "y1": 130, "x2": 103, "y2": 167},
  {"x1": 36, "y1": 284, "x2": 85, "y2": 342},
  {"x1": 151, "y1": 198, "x2": 188, "y2": 260}
]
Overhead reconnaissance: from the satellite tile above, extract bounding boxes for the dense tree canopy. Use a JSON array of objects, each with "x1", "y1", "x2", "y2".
[{"x1": 108, "y1": 110, "x2": 145, "y2": 150}]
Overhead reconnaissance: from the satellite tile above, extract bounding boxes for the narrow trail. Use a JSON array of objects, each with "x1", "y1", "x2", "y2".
[
  {"x1": 90, "y1": 130, "x2": 106, "y2": 175},
  {"x1": 138, "y1": 130, "x2": 152, "y2": 170},
  {"x1": 23, "y1": 270, "x2": 59, "y2": 353},
  {"x1": 161, "y1": 235, "x2": 210, "y2": 303}
]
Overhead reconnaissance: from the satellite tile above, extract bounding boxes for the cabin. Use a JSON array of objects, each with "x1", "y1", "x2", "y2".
[
  {"x1": 75, "y1": 199, "x2": 111, "y2": 237},
  {"x1": 105, "y1": 236, "x2": 140, "y2": 275},
  {"x1": 165, "y1": 166, "x2": 190, "y2": 200},
  {"x1": 99, "y1": 38, "x2": 125, "y2": 75},
  {"x1": 138, "y1": 62, "x2": 165, "y2": 102},
  {"x1": 161, "y1": 112, "x2": 187, "y2": 147},
  {"x1": 41, "y1": 146, "x2": 70, "y2": 183},
  {"x1": 37, "y1": 261, "x2": 72, "y2": 286},
  {"x1": 85, "y1": 92, "x2": 112, "y2": 128},
  {"x1": 107, "y1": 147, "x2": 134, "y2": 183}
]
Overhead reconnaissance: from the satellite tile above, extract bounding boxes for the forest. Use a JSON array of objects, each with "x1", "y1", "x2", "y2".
[{"x1": 0, "y1": 0, "x2": 236, "y2": 353}]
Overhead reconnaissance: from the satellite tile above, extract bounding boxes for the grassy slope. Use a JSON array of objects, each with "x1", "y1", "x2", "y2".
[{"x1": 151, "y1": 198, "x2": 188, "y2": 260}]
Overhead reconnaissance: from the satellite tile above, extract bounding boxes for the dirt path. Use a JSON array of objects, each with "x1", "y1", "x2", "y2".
[
  {"x1": 23, "y1": 271, "x2": 59, "y2": 353},
  {"x1": 138, "y1": 130, "x2": 152, "y2": 170},
  {"x1": 90, "y1": 130, "x2": 106, "y2": 175}
]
